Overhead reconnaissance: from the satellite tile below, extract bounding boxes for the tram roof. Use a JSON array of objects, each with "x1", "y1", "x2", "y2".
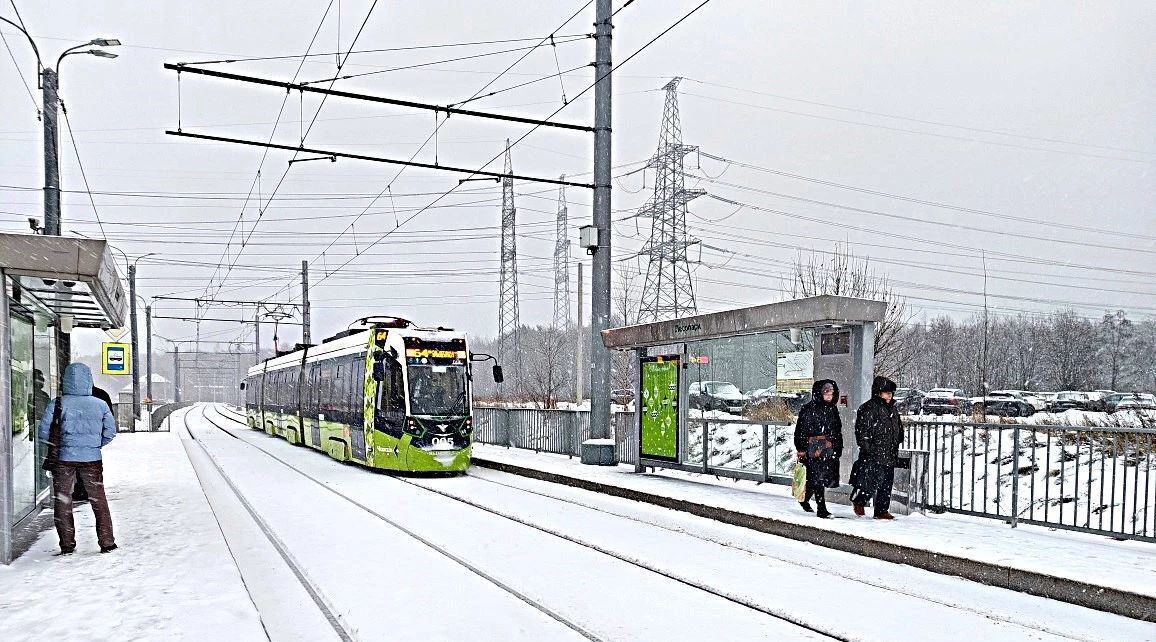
[{"x1": 247, "y1": 324, "x2": 467, "y2": 376}]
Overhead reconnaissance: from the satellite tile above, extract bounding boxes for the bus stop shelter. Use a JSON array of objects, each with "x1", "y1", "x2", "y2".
[
  {"x1": 0, "y1": 233, "x2": 127, "y2": 563},
  {"x1": 602, "y1": 295, "x2": 886, "y2": 486}
]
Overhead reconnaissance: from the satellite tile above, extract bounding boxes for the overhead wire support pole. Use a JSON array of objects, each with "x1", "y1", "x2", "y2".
[
  {"x1": 301, "y1": 260, "x2": 311, "y2": 344},
  {"x1": 588, "y1": 0, "x2": 614, "y2": 454},
  {"x1": 164, "y1": 130, "x2": 595, "y2": 189},
  {"x1": 163, "y1": 64, "x2": 594, "y2": 132}
]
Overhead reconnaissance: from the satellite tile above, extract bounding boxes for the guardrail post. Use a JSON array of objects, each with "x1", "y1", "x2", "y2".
[
  {"x1": 702, "y1": 420, "x2": 710, "y2": 474},
  {"x1": 761, "y1": 423, "x2": 769, "y2": 483},
  {"x1": 1011, "y1": 425, "x2": 1020, "y2": 528}
]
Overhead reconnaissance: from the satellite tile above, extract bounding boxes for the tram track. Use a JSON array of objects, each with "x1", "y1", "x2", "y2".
[
  {"x1": 178, "y1": 406, "x2": 356, "y2": 642},
  {"x1": 450, "y1": 471, "x2": 1103, "y2": 642},
  {"x1": 192, "y1": 405, "x2": 608, "y2": 642},
  {"x1": 199, "y1": 404, "x2": 848, "y2": 642}
]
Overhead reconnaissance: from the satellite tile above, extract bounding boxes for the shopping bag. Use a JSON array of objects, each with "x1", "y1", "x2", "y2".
[{"x1": 791, "y1": 461, "x2": 808, "y2": 502}]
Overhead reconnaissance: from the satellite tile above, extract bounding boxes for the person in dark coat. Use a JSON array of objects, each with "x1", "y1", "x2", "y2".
[
  {"x1": 793, "y1": 379, "x2": 843, "y2": 518},
  {"x1": 850, "y1": 375, "x2": 903, "y2": 519},
  {"x1": 38, "y1": 363, "x2": 118, "y2": 555}
]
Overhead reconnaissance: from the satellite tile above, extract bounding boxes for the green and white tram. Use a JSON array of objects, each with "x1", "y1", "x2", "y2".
[{"x1": 241, "y1": 317, "x2": 500, "y2": 473}]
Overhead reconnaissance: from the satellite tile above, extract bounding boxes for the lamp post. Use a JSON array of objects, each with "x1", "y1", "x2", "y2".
[{"x1": 0, "y1": 17, "x2": 120, "y2": 236}]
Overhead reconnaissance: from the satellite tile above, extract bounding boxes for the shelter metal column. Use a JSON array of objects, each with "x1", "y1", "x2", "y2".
[{"x1": 0, "y1": 269, "x2": 13, "y2": 564}]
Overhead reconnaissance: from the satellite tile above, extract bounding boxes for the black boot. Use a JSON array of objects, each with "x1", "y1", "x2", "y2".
[
  {"x1": 799, "y1": 501, "x2": 814, "y2": 512},
  {"x1": 816, "y1": 503, "x2": 832, "y2": 518}
]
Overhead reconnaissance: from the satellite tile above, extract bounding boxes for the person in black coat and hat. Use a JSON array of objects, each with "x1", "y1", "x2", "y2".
[
  {"x1": 793, "y1": 379, "x2": 843, "y2": 518},
  {"x1": 850, "y1": 375, "x2": 903, "y2": 519}
]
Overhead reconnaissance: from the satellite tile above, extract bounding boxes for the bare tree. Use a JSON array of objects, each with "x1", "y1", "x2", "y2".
[
  {"x1": 790, "y1": 244, "x2": 913, "y2": 377},
  {"x1": 1100, "y1": 310, "x2": 1133, "y2": 390},
  {"x1": 521, "y1": 325, "x2": 572, "y2": 409},
  {"x1": 1044, "y1": 311, "x2": 1098, "y2": 390}
]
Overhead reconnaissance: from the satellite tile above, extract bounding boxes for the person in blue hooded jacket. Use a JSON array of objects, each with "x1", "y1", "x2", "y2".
[{"x1": 38, "y1": 363, "x2": 117, "y2": 555}]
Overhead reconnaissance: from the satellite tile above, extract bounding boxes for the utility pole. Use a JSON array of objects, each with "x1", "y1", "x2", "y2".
[
  {"x1": 254, "y1": 311, "x2": 260, "y2": 361},
  {"x1": 173, "y1": 346, "x2": 181, "y2": 403},
  {"x1": 145, "y1": 304, "x2": 153, "y2": 407},
  {"x1": 129, "y1": 263, "x2": 140, "y2": 421},
  {"x1": 42, "y1": 68, "x2": 61, "y2": 236},
  {"x1": 576, "y1": 262, "x2": 585, "y2": 404},
  {"x1": 588, "y1": 0, "x2": 614, "y2": 446},
  {"x1": 301, "y1": 260, "x2": 311, "y2": 345}
]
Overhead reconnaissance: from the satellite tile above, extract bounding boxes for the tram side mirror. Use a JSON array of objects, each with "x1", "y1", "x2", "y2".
[
  {"x1": 492, "y1": 365, "x2": 504, "y2": 384},
  {"x1": 239, "y1": 382, "x2": 246, "y2": 390},
  {"x1": 372, "y1": 360, "x2": 385, "y2": 382}
]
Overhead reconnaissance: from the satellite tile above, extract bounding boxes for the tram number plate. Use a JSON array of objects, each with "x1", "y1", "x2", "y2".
[{"x1": 430, "y1": 437, "x2": 455, "y2": 450}]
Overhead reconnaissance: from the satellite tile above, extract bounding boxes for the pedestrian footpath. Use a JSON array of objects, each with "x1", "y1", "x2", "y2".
[
  {"x1": 0, "y1": 431, "x2": 267, "y2": 641},
  {"x1": 473, "y1": 443, "x2": 1156, "y2": 620}
]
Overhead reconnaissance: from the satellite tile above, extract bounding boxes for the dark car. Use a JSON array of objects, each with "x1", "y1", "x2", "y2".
[
  {"x1": 922, "y1": 388, "x2": 968, "y2": 415},
  {"x1": 894, "y1": 388, "x2": 926, "y2": 415},
  {"x1": 689, "y1": 380, "x2": 747, "y2": 415},
  {"x1": 971, "y1": 393, "x2": 1036, "y2": 417},
  {"x1": 1052, "y1": 391, "x2": 1092, "y2": 411}
]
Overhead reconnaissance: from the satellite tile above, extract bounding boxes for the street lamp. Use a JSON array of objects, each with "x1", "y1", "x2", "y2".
[{"x1": 0, "y1": 19, "x2": 121, "y2": 236}]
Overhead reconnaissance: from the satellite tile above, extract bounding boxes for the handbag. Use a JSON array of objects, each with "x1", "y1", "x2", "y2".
[
  {"x1": 791, "y1": 461, "x2": 808, "y2": 502},
  {"x1": 41, "y1": 398, "x2": 63, "y2": 473},
  {"x1": 806, "y1": 435, "x2": 833, "y2": 459}
]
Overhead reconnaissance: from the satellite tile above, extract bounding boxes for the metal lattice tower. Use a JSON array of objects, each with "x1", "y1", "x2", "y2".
[
  {"x1": 497, "y1": 140, "x2": 521, "y2": 378},
  {"x1": 637, "y1": 78, "x2": 705, "y2": 323},
  {"x1": 552, "y1": 177, "x2": 571, "y2": 329}
]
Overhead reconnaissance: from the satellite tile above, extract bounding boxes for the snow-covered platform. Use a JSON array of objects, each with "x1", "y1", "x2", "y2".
[
  {"x1": 0, "y1": 431, "x2": 266, "y2": 641},
  {"x1": 473, "y1": 443, "x2": 1156, "y2": 620}
]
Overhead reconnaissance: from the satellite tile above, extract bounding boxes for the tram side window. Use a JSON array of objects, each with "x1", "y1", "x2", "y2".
[
  {"x1": 320, "y1": 360, "x2": 337, "y2": 416},
  {"x1": 349, "y1": 355, "x2": 364, "y2": 416}
]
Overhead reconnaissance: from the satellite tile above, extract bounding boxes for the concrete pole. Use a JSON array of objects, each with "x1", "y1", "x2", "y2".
[
  {"x1": 129, "y1": 264, "x2": 140, "y2": 421},
  {"x1": 42, "y1": 68, "x2": 61, "y2": 236},
  {"x1": 173, "y1": 346, "x2": 181, "y2": 403},
  {"x1": 589, "y1": 0, "x2": 613, "y2": 442},
  {"x1": 301, "y1": 260, "x2": 311, "y2": 345},
  {"x1": 254, "y1": 310, "x2": 260, "y2": 361},
  {"x1": 578, "y1": 260, "x2": 587, "y2": 402},
  {"x1": 145, "y1": 304, "x2": 153, "y2": 406}
]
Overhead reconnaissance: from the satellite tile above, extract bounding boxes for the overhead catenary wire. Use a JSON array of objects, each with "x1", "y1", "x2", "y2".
[
  {"x1": 60, "y1": 103, "x2": 108, "y2": 238},
  {"x1": 697, "y1": 151, "x2": 1156, "y2": 243},
  {"x1": 684, "y1": 78, "x2": 1155, "y2": 157},
  {"x1": 305, "y1": 0, "x2": 716, "y2": 294},
  {"x1": 0, "y1": 26, "x2": 38, "y2": 117}
]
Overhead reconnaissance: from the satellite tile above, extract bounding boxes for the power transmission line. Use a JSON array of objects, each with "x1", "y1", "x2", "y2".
[{"x1": 59, "y1": 103, "x2": 107, "y2": 238}]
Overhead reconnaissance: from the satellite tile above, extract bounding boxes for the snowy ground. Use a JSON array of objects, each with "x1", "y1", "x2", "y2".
[
  {"x1": 474, "y1": 443, "x2": 1156, "y2": 600},
  {"x1": 5, "y1": 403, "x2": 1150, "y2": 641},
  {"x1": 0, "y1": 429, "x2": 266, "y2": 641},
  {"x1": 197, "y1": 405, "x2": 1154, "y2": 640}
]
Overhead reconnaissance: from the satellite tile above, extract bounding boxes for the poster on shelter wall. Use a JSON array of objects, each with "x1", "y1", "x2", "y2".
[{"x1": 776, "y1": 350, "x2": 814, "y2": 394}]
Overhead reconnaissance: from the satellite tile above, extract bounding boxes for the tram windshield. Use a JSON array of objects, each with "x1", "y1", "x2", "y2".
[{"x1": 408, "y1": 364, "x2": 468, "y2": 416}]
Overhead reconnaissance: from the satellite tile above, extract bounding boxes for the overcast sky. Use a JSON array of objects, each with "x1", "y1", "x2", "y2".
[{"x1": 2, "y1": 1, "x2": 1153, "y2": 355}]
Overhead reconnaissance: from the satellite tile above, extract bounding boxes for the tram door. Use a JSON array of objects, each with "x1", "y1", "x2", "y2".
[{"x1": 347, "y1": 355, "x2": 367, "y2": 461}]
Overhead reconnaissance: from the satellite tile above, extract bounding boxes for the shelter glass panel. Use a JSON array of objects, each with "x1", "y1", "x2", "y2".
[{"x1": 7, "y1": 298, "x2": 36, "y2": 523}]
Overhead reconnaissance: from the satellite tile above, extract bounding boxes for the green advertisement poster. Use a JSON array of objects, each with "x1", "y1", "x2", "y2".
[{"x1": 640, "y1": 356, "x2": 680, "y2": 461}]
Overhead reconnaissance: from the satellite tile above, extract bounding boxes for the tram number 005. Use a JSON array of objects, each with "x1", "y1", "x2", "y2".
[{"x1": 430, "y1": 437, "x2": 455, "y2": 450}]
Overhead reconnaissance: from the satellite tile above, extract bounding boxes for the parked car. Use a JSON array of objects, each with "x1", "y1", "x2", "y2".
[
  {"x1": 1087, "y1": 390, "x2": 1116, "y2": 412},
  {"x1": 992, "y1": 390, "x2": 1047, "y2": 412},
  {"x1": 971, "y1": 392, "x2": 1036, "y2": 417},
  {"x1": 1108, "y1": 393, "x2": 1156, "y2": 412},
  {"x1": 923, "y1": 388, "x2": 968, "y2": 415},
  {"x1": 1052, "y1": 391, "x2": 1093, "y2": 411},
  {"x1": 1036, "y1": 392, "x2": 1059, "y2": 411},
  {"x1": 689, "y1": 380, "x2": 747, "y2": 415},
  {"x1": 894, "y1": 388, "x2": 926, "y2": 414}
]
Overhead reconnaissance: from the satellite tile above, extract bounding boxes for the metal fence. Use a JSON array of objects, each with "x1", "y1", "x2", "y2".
[
  {"x1": 907, "y1": 421, "x2": 1155, "y2": 542},
  {"x1": 473, "y1": 407, "x2": 637, "y2": 464},
  {"x1": 473, "y1": 408, "x2": 1154, "y2": 541}
]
